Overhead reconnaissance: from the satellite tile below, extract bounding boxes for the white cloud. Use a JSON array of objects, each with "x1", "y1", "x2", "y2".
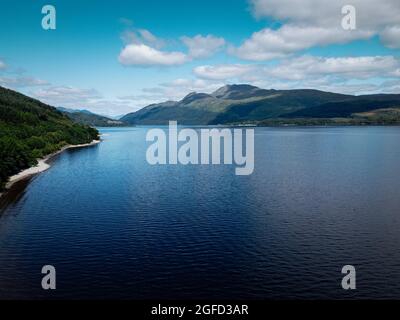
[
  {"x1": 379, "y1": 80, "x2": 400, "y2": 93},
  {"x1": 250, "y1": 0, "x2": 400, "y2": 29},
  {"x1": 248, "y1": 0, "x2": 400, "y2": 54},
  {"x1": 116, "y1": 55, "x2": 400, "y2": 110},
  {"x1": 244, "y1": 77, "x2": 383, "y2": 96},
  {"x1": 264, "y1": 55, "x2": 400, "y2": 80},
  {"x1": 118, "y1": 34, "x2": 225, "y2": 66},
  {"x1": 190, "y1": 55, "x2": 400, "y2": 95},
  {"x1": 381, "y1": 26, "x2": 400, "y2": 48},
  {"x1": 199, "y1": 56, "x2": 400, "y2": 82},
  {"x1": 119, "y1": 27, "x2": 225, "y2": 67},
  {"x1": 0, "y1": 61, "x2": 50, "y2": 88},
  {"x1": 0, "y1": 76, "x2": 49, "y2": 88},
  {"x1": 118, "y1": 43, "x2": 188, "y2": 66},
  {"x1": 231, "y1": 25, "x2": 373, "y2": 61},
  {"x1": 119, "y1": 26, "x2": 188, "y2": 67},
  {"x1": 194, "y1": 64, "x2": 255, "y2": 80},
  {"x1": 181, "y1": 34, "x2": 225, "y2": 58},
  {"x1": 33, "y1": 86, "x2": 101, "y2": 104}
]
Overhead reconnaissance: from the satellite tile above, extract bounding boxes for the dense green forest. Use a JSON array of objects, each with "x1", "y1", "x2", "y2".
[{"x1": 0, "y1": 86, "x2": 99, "y2": 190}]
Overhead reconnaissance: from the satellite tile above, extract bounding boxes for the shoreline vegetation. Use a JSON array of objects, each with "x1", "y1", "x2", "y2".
[
  {"x1": 0, "y1": 85, "x2": 100, "y2": 191},
  {"x1": 0, "y1": 139, "x2": 100, "y2": 199}
]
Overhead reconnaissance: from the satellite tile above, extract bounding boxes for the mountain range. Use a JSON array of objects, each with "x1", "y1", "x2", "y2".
[
  {"x1": 121, "y1": 84, "x2": 400, "y2": 125},
  {"x1": 57, "y1": 107, "x2": 126, "y2": 127}
]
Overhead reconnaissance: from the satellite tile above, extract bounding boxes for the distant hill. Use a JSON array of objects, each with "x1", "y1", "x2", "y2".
[
  {"x1": 121, "y1": 84, "x2": 400, "y2": 125},
  {"x1": 58, "y1": 107, "x2": 127, "y2": 127},
  {"x1": 0, "y1": 86, "x2": 99, "y2": 189}
]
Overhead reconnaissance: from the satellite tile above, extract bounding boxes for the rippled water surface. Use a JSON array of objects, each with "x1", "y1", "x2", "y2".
[{"x1": 1, "y1": 126, "x2": 400, "y2": 299}]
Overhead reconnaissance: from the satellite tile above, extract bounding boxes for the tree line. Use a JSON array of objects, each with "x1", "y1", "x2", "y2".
[{"x1": 0, "y1": 86, "x2": 99, "y2": 190}]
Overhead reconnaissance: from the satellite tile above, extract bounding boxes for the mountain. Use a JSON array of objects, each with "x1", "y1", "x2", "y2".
[
  {"x1": 121, "y1": 84, "x2": 400, "y2": 125},
  {"x1": 0, "y1": 86, "x2": 99, "y2": 189},
  {"x1": 110, "y1": 114, "x2": 127, "y2": 120},
  {"x1": 57, "y1": 107, "x2": 127, "y2": 127},
  {"x1": 283, "y1": 94, "x2": 400, "y2": 118},
  {"x1": 57, "y1": 107, "x2": 93, "y2": 114}
]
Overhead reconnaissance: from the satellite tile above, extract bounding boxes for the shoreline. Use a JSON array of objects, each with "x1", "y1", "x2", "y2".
[{"x1": 1, "y1": 139, "x2": 101, "y2": 198}]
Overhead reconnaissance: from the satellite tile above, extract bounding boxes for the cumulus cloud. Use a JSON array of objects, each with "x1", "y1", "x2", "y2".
[
  {"x1": 231, "y1": 25, "x2": 373, "y2": 61},
  {"x1": 0, "y1": 60, "x2": 6, "y2": 70},
  {"x1": 118, "y1": 23, "x2": 226, "y2": 66},
  {"x1": 119, "y1": 26, "x2": 189, "y2": 67},
  {"x1": 245, "y1": 0, "x2": 400, "y2": 56},
  {"x1": 118, "y1": 43, "x2": 188, "y2": 66},
  {"x1": 119, "y1": 34, "x2": 226, "y2": 66},
  {"x1": 181, "y1": 34, "x2": 225, "y2": 58},
  {"x1": 250, "y1": 0, "x2": 400, "y2": 29}
]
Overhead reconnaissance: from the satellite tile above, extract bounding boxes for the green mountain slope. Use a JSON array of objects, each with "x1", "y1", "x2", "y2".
[
  {"x1": 122, "y1": 84, "x2": 388, "y2": 125},
  {"x1": 121, "y1": 85, "x2": 400, "y2": 125},
  {"x1": 0, "y1": 86, "x2": 99, "y2": 189},
  {"x1": 283, "y1": 95, "x2": 400, "y2": 118},
  {"x1": 209, "y1": 89, "x2": 353, "y2": 124},
  {"x1": 58, "y1": 107, "x2": 127, "y2": 127}
]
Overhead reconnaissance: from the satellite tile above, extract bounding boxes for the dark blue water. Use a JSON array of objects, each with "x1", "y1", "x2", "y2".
[{"x1": 1, "y1": 126, "x2": 400, "y2": 299}]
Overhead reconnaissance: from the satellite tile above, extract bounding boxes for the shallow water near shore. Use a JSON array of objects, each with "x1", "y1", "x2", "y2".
[{"x1": 1, "y1": 126, "x2": 400, "y2": 299}]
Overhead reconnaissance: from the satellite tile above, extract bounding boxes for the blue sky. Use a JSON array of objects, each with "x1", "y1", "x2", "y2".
[{"x1": 0, "y1": 0, "x2": 399, "y2": 116}]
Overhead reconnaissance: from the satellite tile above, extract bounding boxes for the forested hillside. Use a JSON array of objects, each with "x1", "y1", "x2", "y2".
[{"x1": 0, "y1": 86, "x2": 99, "y2": 189}]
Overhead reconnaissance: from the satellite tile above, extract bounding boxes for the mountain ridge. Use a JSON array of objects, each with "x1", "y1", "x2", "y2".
[
  {"x1": 57, "y1": 107, "x2": 127, "y2": 127},
  {"x1": 121, "y1": 84, "x2": 400, "y2": 125}
]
